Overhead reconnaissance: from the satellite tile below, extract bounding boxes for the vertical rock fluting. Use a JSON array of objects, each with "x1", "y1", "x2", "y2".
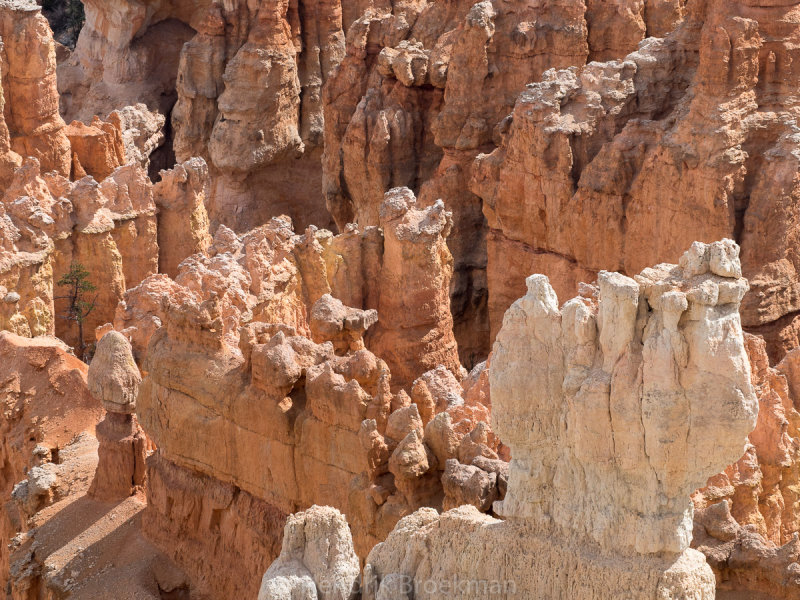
[
  {"x1": 0, "y1": 0, "x2": 70, "y2": 176},
  {"x1": 257, "y1": 506, "x2": 360, "y2": 600},
  {"x1": 59, "y1": 0, "x2": 347, "y2": 234},
  {"x1": 322, "y1": 0, "x2": 686, "y2": 365},
  {"x1": 361, "y1": 240, "x2": 757, "y2": 599},
  {"x1": 174, "y1": 0, "x2": 344, "y2": 232},
  {"x1": 471, "y1": 0, "x2": 800, "y2": 366}
]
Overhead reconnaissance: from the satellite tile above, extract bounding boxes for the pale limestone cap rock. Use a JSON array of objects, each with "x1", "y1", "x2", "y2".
[{"x1": 88, "y1": 331, "x2": 141, "y2": 414}]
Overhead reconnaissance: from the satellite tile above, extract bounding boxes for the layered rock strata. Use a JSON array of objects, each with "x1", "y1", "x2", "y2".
[{"x1": 59, "y1": 0, "x2": 346, "y2": 233}]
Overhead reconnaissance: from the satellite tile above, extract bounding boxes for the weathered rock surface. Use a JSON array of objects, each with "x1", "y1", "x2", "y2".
[
  {"x1": 101, "y1": 190, "x2": 500, "y2": 593},
  {"x1": 59, "y1": 0, "x2": 346, "y2": 233},
  {"x1": 64, "y1": 115, "x2": 126, "y2": 181},
  {"x1": 0, "y1": 332, "x2": 102, "y2": 584},
  {"x1": 368, "y1": 188, "x2": 460, "y2": 388},
  {"x1": 88, "y1": 330, "x2": 141, "y2": 413},
  {"x1": 693, "y1": 333, "x2": 800, "y2": 597},
  {"x1": 86, "y1": 331, "x2": 147, "y2": 501},
  {"x1": 471, "y1": 0, "x2": 800, "y2": 366},
  {"x1": 363, "y1": 240, "x2": 757, "y2": 598},
  {"x1": 0, "y1": 1, "x2": 71, "y2": 177},
  {"x1": 258, "y1": 506, "x2": 360, "y2": 600},
  {"x1": 0, "y1": 156, "x2": 159, "y2": 351},
  {"x1": 153, "y1": 157, "x2": 212, "y2": 279},
  {"x1": 322, "y1": 0, "x2": 686, "y2": 364}
]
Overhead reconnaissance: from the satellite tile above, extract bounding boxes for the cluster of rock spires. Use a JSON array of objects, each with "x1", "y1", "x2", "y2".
[{"x1": 2, "y1": 0, "x2": 800, "y2": 598}]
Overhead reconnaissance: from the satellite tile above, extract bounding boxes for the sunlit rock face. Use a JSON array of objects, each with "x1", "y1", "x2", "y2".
[
  {"x1": 322, "y1": 0, "x2": 676, "y2": 364},
  {"x1": 362, "y1": 240, "x2": 757, "y2": 599},
  {"x1": 472, "y1": 0, "x2": 800, "y2": 368}
]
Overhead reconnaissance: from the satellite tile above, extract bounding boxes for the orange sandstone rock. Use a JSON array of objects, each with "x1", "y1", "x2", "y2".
[
  {"x1": 0, "y1": 1, "x2": 70, "y2": 176},
  {"x1": 0, "y1": 332, "x2": 103, "y2": 584}
]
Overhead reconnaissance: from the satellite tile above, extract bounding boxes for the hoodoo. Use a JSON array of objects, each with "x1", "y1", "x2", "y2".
[{"x1": 3, "y1": 0, "x2": 800, "y2": 598}]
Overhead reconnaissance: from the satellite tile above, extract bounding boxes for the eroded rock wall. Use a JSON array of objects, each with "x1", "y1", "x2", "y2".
[
  {"x1": 322, "y1": 0, "x2": 686, "y2": 364},
  {"x1": 0, "y1": 332, "x2": 103, "y2": 585},
  {"x1": 360, "y1": 240, "x2": 756, "y2": 599},
  {"x1": 471, "y1": 0, "x2": 800, "y2": 368},
  {"x1": 693, "y1": 333, "x2": 800, "y2": 597},
  {"x1": 0, "y1": 0, "x2": 71, "y2": 177},
  {"x1": 115, "y1": 189, "x2": 502, "y2": 595}
]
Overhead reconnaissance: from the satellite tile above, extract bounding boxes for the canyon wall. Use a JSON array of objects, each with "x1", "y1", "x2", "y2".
[
  {"x1": 266, "y1": 240, "x2": 757, "y2": 599},
  {"x1": 58, "y1": 0, "x2": 345, "y2": 234},
  {"x1": 0, "y1": 332, "x2": 102, "y2": 586},
  {"x1": 50, "y1": 0, "x2": 690, "y2": 364},
  {"x1": 322, "y1": 0, "x2": 686, "y2": 363},
  {"x1": 4, "y1": 0, "x2": 800, "y2": 598},
  {"x1": 116, "y1": 188, "x2": 504, "y2": 596},
  {"x1": 471, "y1": 0, "x2": 800, "y2": 368}
]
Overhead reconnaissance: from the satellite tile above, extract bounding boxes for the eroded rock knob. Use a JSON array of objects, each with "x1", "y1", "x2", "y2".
[{"x1": 88, "y1": 331, "x2": 141, "y2": 414}]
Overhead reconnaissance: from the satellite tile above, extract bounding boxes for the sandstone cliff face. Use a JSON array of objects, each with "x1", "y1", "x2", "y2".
[
  {"x1": 265, "y1": 240, "x2": 755, "y2": 600},
  {"x1": 56, "y1": 0, "x2": 200, "y2": 122},
  {"x1": 109, "y1": 188, "x2": 504, "y2": 595},
  {"x1": 471, "y1": 0, "x2": 800, "y2": 368},
  {"x1": 0, "y1": 0, "x2": 71, "y2": 177},
  {"x1": 49, "y1": 0, "x2": 689, "y2": 367},
  {"x1": 0, "y1": 2, "x2": 171, "y2": 355},
  {"x1": 322, "y1": 0, "x2": 687, "y2": 365}
]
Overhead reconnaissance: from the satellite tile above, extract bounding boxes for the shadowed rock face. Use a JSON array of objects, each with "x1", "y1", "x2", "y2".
[
  {"x1": 115, "y1": 189, "x2": 490, "y2": 596},
  {"x1": 58, "y1": 0, "x2": 345, "y2": 235},
  {"x1": 254, "y1": 240, "x2": 756, "y2": 599}
]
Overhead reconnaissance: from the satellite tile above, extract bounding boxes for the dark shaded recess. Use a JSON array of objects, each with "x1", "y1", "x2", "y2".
[{"x1": 40, "y1": 0, "x2": 85, "y2": 49}]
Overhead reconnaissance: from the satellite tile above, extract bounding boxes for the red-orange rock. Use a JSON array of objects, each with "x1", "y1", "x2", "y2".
[
  {"x1": 471, "y1": 1, "x2": 800, "y2": 365},
  {"x1": 0, "y1": 1, "x2": 71, "y2": 176},
  {"x1": 64, "y1": 116, "x2": 126, "y2": 181},
  {"x1": 0, "y1": 332, "x2": 103, "y2": 584},
  {"x1": 694, "y1": 333, "x2": 800, "y2": 597}
]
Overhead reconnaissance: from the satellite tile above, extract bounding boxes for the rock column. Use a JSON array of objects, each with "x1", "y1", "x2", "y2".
[{"x1": 87, "y1": 331, "x2": 147, "y2": 501}]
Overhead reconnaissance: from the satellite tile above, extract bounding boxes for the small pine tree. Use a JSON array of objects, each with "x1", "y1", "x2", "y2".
[{"x1": 56, "y1": 262, "x2": 97, "y2": 360}]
